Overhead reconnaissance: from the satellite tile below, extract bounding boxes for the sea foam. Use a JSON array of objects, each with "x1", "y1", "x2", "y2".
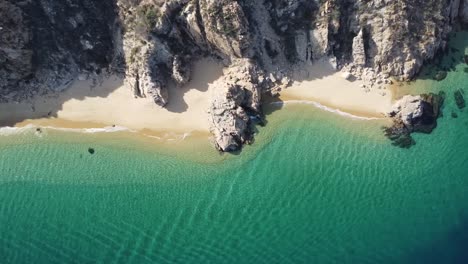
[{"x1": 270, "y1": 100, "x2": 382, "y2": 120}]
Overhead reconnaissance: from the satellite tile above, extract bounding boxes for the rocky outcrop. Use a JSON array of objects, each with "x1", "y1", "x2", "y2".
[
  {"x1": 0, "y1": 0, "x2": 119, "y2": 102},
  {"x1": 352, "y1": 29, "x2": 366, "y2": 67},
  {"x1": 385, "y1": 93, "x2": 445, "y2": 148},
  {"x1": 199, "y1": 0, "x2": 252, "y2": 58},
  {"x1": 208, "y1": 59, "x2": 263, "y2": 152},
  {"x1": 1, "y1": 0, "x2": 467, "y2": 151},
  {"x1": 0, "y1": 1, "x2": 33, "y2": 99}
]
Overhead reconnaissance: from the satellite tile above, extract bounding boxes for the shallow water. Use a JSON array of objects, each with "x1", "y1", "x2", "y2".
[{"x1": 1, "y1": 33, "x2": 467, "y2": 264}]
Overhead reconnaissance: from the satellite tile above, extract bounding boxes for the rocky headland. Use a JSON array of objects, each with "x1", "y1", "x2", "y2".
[{"x1": 2, "y1": 0, "x2": 468, "y2": 151}]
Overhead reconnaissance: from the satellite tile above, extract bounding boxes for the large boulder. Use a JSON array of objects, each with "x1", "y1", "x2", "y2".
[
  {"x1": 208, "y1": 59, "x2": 263, "y2": 152},
  {"x1": 385, "y1": 93, "x2": 445, "y2": 148}
]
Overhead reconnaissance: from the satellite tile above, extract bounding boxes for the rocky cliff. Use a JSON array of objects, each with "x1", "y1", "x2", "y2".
[{"x1": 1, "y1": 0, "x2": 467, "y2": 151}]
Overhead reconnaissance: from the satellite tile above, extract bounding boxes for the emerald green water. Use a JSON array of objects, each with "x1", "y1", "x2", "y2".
[{"x1": 1, "y1": 34, "x2": 467, "y2": 264}]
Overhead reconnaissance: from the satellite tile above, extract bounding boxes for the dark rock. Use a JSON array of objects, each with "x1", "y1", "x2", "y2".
[
  {"x1": 452, "y1": 111, "x2": 458, "y2": 118},
  {"x1": 385, "y1": 92, "x2": 445, "y2": 148},
  {"x1": 88, "y1": 148, "x2": 95, "y2": 154},
  {"x1": 454, "y1": 89, "x2": 466, "y2": 110},
  {"x1": 383, "y1": 122, "x2": 416, "y2": 149},
  {"x1": 464, "y1": 54, "x2": 468, "y2": 64},
  {"x1": 434, "y1": 71, "x2": 447, "y2": 81}
]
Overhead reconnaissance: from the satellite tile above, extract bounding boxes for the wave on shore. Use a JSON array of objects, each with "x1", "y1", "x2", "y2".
[
  {"x1": 270, "y1": 100, "x2": 383, "y2": 120},
  {"x1": 0, "y1": 124, "x2": 196, "y2": 143}
]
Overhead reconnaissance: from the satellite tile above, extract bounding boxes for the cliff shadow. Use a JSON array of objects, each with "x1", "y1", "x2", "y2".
[
  {"x1": 412, "y1": 31, "x2": 468, "y2": 82},
  {"x1": 165, "y1": 58, "x2": 225, "y2": 114},
  {"x1": 0, "y1": 0, "x2": 126, "y2": 127}
]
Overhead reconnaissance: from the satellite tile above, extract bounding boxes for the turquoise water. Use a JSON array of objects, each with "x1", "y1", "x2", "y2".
[{"x1": 1, "y1": 34, "x2": 467, "y2": 264}]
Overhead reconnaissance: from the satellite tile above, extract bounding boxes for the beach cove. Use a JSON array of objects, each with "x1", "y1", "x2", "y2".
[
  {"x1": 1, "y1": 95, "x2": 468, "y2": 263},
  {"x1": 1, "y1": 30, "x2": 468, "y2": 264}
]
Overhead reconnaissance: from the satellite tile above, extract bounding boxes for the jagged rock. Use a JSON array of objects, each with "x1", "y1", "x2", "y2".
[
  {"x1": 199, "y1": 0, "x2": 252, "y2": 58},
  {"x1": 352, "y1": 29, "x2": 366, "y2": 66},
  {"x1": 208, "y1": 59, "x2": 262, "y2": 152},
  {"x1": 172, "y1": 55, "x2": 191, "y2": 86},
  {"x1": 125, "y1": 41, "x2": 169, "y2": 106},
  {"x1": 1, "y1": 0, "x2": 465, "y2": 151},
  {"x1": 0, "y1": 0, "x2": 118, "y2": 100},
  {"x1": 385, "y1": 93, "x2": 445, "y2": 148}
]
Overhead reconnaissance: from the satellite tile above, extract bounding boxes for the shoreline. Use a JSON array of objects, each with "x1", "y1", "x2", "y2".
[
  {"x1": 279, "y1": 60, "x2": 393, "y2": 118},
  {"x1": 0, "y1": 59, "x2": 394, "y2": 142},
  {"x1": 0, "y1": 58, "x2": 224, "y2": 134}
]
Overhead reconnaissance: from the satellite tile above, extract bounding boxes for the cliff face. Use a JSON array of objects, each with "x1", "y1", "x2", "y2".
[
  {"x1": 0, "y1": 0, "x2": 119, "y2": 101},
  {"x1": 1, "y1": 0, "x2": 467, "y2": 151}
]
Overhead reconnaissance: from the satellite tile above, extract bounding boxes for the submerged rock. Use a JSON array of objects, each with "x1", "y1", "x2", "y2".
[
  {"x1": 88, "y1": 148, "x2": 95, "y2": 154},
  {"x1": 385, "y1": 93, "x2": 445, "y2": 148},
  {"x1": 434, "y1": 71, "x2": 447, "y2": 81},
  {"x1": 454, "y1": 89, "x2": 466, "y2": 109}
]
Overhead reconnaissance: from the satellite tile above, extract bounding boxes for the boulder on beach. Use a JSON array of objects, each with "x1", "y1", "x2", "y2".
[{"x1": 385, "y1": 92, "x2": 445, "y2": 148}]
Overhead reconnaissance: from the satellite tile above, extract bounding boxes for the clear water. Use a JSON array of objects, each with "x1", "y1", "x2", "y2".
[{"x1": 0, "y1": 33, "x2": 467, "y2": 264}]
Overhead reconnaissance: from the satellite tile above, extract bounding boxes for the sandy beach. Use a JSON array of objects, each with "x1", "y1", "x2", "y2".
[
  {"x1": 0, "y1": 58, "x2": 394, "y2": 137},
  {"x1": 280, "y1": 59, "x2": 393, "y2": 118},
  {"x1": 0, "y1": 58, "x2": 224, "y2": 134}
]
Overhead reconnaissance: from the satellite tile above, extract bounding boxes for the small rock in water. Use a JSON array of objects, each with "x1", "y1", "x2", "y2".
[
  {"x1": 434, "y1": 71, "x2": 447, "y2": 81},
  {"x1": 451, "y1": 111, "x2": 458, "y2": 118},
  {"x1": 464, "y1": 54, "x2": 468, "y2": 64},
  {"x1": 88, "y1": 148, "x2": 95, "y2": 154},
  {"x1": 454, "y1": 89, "x2": 466, "y2": 110}
]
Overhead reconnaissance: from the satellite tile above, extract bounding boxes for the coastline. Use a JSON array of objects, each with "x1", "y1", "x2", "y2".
[
  {"x1": 279, "y1": 60, "x2": 393, "y2": 118},
  {"x1": 0, "y1": 59, "x2": 394, "y2": 142},
  {"x1": 0, "y1": 58, "x2": 224, "y2": 134}
]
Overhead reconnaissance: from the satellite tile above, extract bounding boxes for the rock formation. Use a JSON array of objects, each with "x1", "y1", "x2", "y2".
[
  {"x1": 385, "y1": 93, "x2": 445, "y2": 148},
  {"x1": 0, "y1": 0, "x2": 119, "y2": 101},
  {"x1": 1, "y1": 0, "x2": 467, "y2": 151},
  {"x1": 208, "y1": 59, "x2": 263, "y2": 152}
]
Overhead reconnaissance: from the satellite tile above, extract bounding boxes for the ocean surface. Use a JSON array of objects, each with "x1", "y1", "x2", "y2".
[{"x1": 1, "y1": 32, "x2": 467, "y2": 263}]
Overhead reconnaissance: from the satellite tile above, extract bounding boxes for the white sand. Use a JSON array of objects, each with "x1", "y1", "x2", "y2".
[
  {"x1": 0, "y1": 58, "x2": 224, "y2": 133},
  {"x1": 0, "y1": 58, "x2": 393, "y2": 136},
  {"x1": 280, "y1": 60, "x2": 393, "y2": 117}
]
